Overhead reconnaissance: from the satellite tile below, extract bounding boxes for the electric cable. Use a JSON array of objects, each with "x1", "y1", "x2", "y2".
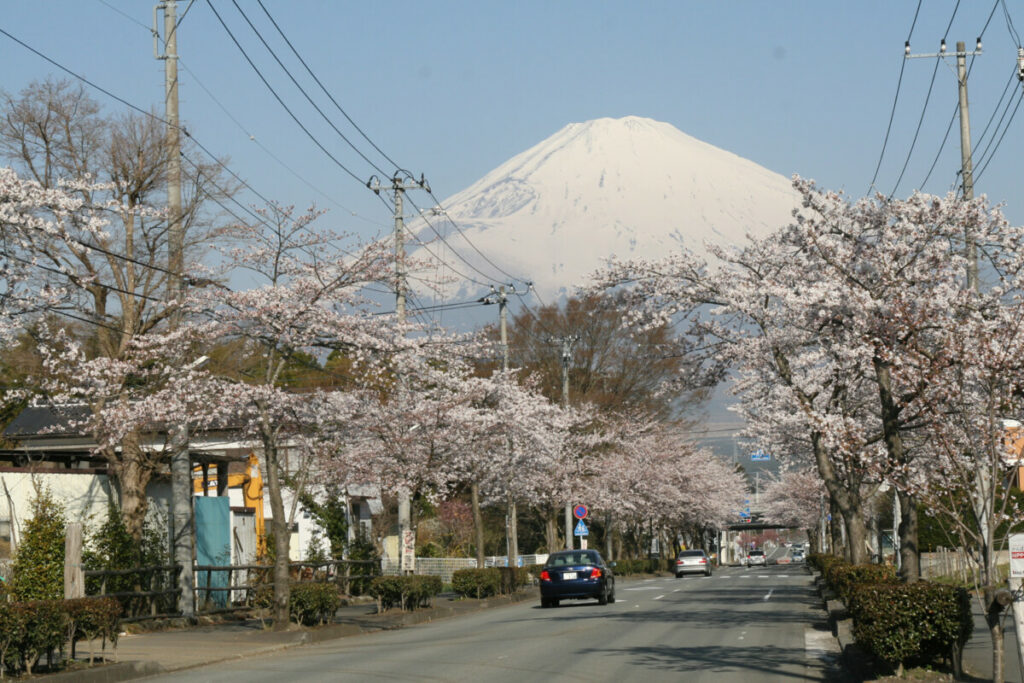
[
  {"x1": 974, "y1": 90, "x2": 1024, "y2": 183},
  {"x1": 228, "y1": 0, "x2": 391, "y2": 177},
  {"x1": 867, "y1": 0, "x2": 923, "y2": 196},
  {"x1": 255, "y1": 0, "x2": 402, "y2": 173},
  {"x1": 205, "y1": 0, "x2": 372, "y2": 187},
  {"x1": 889, "y1": 56, "x2": 940, "y2": 199}
]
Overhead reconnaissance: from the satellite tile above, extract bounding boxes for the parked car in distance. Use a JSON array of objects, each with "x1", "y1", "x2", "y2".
[
  {"x1": 791, "y1": 549, "x2": 805, "y2": 562},
  {"x1": 675, "y1": 549, "x2": 712, "y2": 577},
  {"x1": 539, "y1": 549, "x2": 616, "y2": 608},
  {"x1": 745, "y1": 549, "x2": 767, "y2": 567}
]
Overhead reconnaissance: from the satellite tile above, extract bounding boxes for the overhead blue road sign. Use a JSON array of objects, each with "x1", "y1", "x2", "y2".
[
  {"x1": 574, "y1": 520, "x2": 589, "y2": 536},
  {"x1": 751, "y1": 451, "x2": 771, "y2": 461}
]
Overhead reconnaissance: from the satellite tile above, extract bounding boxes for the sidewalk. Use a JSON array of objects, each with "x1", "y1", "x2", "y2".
[
  {"x1": 960, "y1": 604, "x2": 1023, "y2": 682},
  {"x1": 48, "y1": 591, "x2": 535, "y2": 682}
]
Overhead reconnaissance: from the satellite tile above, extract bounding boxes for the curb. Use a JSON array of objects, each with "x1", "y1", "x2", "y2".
[
  {"x1": 49, "y1": 590, "x2": 537, "y2": 681},
  {"x1": 43, "y1": 661, "x2": 166, "y2": 683}
]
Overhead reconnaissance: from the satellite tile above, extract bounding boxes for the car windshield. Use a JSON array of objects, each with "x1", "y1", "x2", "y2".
[{"x1": 679, "y1": 550, "x2": 705, "y2": 557}]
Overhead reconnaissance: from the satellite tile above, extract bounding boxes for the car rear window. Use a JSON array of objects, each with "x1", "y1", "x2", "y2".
[
  {"x1": 546, "y1": 552, "x2": 600, "y2": 566},
  {"x1": 678, "y1": 550, "x2": 705, "y2": 557},
  {"x1": 749, "y1": 550, "x2": 765, "y2": 556}
]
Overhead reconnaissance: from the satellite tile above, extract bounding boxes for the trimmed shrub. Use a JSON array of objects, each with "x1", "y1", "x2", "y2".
[
  {"x1": 369, "y1": 575, "x2": 442, "y2": 612},
  {"x1": 11, "y1": 600, "x2": 66, "y2": 675},
  {"x1": 65, "y1": 597, "x2": 122, "y2": 663},
  {"x1": 451, "y1": 569, "x2": 500, "y2": 599},
  {"x1": 0, "y1": 599, "x2": 26, "y2": 676},
  {"x1": 807, "y1": 553, "x2": 845, "y2": 576},
  {"x1": 827, "y1": 563, "x2": 898, "y2": 603},
  {"x1": 289, "y1": 582, "x2": 341, "y2": 625},
  {"x1": 848, "y1": 582, "x2": 972, "y2": 671}
]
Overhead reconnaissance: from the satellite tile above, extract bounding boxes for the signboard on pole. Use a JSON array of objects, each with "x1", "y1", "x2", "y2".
[
  {"x1": 574, "y1": 519, "x2": 589, "y2": 536},
  {"x1": 401, "y1": 529, "x2": 416, "y2": 572},
  {"x1": 1010, "y1": 533, "x2": 1024, "y2": 578},
  {"x1": 573, "y1": 504, "x2": 588, "y2": 520},
  {"x1": 750, "y1": 450, "x2": 770, "y2": 461}
]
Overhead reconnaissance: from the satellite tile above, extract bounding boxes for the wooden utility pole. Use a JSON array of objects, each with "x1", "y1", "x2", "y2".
[
  {"x1": 369, "y1": 172, "x2": 429, "y2": 574},
  {"x1": 156, "y1": 0, "x2": 194, "y2": 619},
  {"x1": 549, "y1": 334, "x2": 579, "y2": 549}
]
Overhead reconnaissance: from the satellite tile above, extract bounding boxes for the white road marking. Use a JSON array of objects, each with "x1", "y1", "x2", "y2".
[
  {"x1": 672, "y1": 588, "x2": 681, "y2": 593},
  {"x1": 764, "y1": 589, "x2": 774, "y2": 602},
  {"x1": 624, "y1": 586, "x2": 663, "y2": 591},
  {"x1": 653, "y1": 594, "x2": 665, "y2": 600}
]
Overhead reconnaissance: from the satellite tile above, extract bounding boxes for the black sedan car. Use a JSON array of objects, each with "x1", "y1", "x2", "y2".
[{"x1": 539, "y1": 550, "x2": 615, "y2": 607}]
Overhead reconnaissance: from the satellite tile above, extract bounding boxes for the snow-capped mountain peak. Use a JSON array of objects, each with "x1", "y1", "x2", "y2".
[{"x1": 411, "y1": 116, "x2": 800, "y2": 300}]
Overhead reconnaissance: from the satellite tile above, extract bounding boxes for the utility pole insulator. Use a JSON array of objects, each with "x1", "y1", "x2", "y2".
[{"x1": 1018, "y1": 47, "x2": 1024, "y2": 82}]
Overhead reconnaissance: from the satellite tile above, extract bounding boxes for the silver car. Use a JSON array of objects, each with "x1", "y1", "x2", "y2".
[
  {"x1": 745, "y1": 549, "x2": 767, "y2": 567},
  {"x1": 675, "y1": 549, "x2": 712, "y2": 577}
]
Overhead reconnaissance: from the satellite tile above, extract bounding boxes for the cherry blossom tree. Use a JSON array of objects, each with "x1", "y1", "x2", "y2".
[{"x1": 759, "y1": 468, "x2": 826, "y2": 550}]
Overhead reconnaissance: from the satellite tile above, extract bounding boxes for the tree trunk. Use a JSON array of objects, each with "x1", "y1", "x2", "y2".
[
  {"x1": 111, "y1": 434, "x2": 156, "y2": 543},
  {"x1": 507, "y1": 496, "x2": 518, "y2": 566},
  {"x1": 545, "y1": 507, "x2": 559, "y2": 554},
  {"x1": 262, "y1": 433, "x2": 291, "y2": 630},
  {"x1": 897, "y1": 490, "x2": 920, "y2": 582},
  {"x1": 985, "y1": 586, "x2": 1006, "y2": 683},
  {"x1": 843, "y1": 511, "x2": 870, "y2": 565},
  {"x1": 829, "y1": 498, "x2": 843, "y2": 557},
  {"x1": 471, "y1": 482, "x2": 484, "y2": 568}
]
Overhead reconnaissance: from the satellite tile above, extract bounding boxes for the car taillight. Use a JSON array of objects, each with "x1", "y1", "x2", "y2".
[
  {"x1": 676, "y1": 559, "x2": 683, "y2": 565},
  {"x1": 590, "y1": 568, "x2": 602, "y2": 578},
  {"x1": 699, "y1": 558, "x2": 706, "y2": 564},
  {"x1": 540, "y1": 570, "x2": 551, "y2": 582}
]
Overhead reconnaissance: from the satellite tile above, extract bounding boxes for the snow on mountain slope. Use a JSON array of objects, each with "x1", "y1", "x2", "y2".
[{"x1": 411, "y1": 116, "x2": 801, "y2": 300}]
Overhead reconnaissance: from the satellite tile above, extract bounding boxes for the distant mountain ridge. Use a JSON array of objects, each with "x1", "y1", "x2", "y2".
[{"x1": 412, "y1": 116, "x2": 801, "y2": 300}]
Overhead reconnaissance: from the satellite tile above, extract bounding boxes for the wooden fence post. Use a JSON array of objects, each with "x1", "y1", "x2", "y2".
[{"x1": 64, "y1": 522, "x2": 84, "y2": 599}]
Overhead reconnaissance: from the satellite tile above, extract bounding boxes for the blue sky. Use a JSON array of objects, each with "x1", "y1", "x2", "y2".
[
  {"x1": 3, "y1": 1, "x2": 1023, "y2": 290},
  {"x1": 6, "y1": 1, "x2": 1019, "y2": 455}
]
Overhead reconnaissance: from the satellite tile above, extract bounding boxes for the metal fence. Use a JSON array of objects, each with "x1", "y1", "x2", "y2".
[{"x1": 380, "y1": 555, "x2": 550, "y2": 583}]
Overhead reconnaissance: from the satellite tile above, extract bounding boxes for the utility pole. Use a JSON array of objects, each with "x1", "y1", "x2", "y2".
[
  {"x1": 549, "y1": 334, "x2": 579, "y2": 549},
  {"x1": 156, "y1": 0, "x2": 194, "y2": 620},
  {"x1": 484, "y1": 284, "x2": 529, "y2": 566},
  {"x1": 369, "y1": 172, "x2": 429, "y2": 575}
]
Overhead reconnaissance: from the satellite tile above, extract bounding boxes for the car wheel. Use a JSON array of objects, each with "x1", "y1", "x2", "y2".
[
  {"x1": 705, "y1": 570, "x2": 712, "y2": 577},
  {"x1": 675, "y1": 573, "x2": 682, "y2": 578},
  {"x1": 551, "y1": 599, "x2": 559, "y2": 608},
  {"x1": 608, "y1": 587, "x2": 616, "y2": 603},
  {"x1": 598, "y1": 588, "x2": 608, "y2": 605}
]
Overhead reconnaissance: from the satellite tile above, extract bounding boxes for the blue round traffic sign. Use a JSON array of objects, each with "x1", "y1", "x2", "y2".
[{"x1": 573, "y1": 504, "x2": 588, "y2": 520}]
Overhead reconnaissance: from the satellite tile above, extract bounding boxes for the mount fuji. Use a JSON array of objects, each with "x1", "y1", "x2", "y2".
[{"x1": 411, "y1": 116, "x2": 801, "y2": 300}]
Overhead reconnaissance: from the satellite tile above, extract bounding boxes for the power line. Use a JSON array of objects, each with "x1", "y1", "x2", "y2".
[
  {"x1": 1002, "y1": 0, "x2": 1022, "y2": 46},
  {"x1": 889, "y1": 56, "x2": 940, "y2": 199},
  {"x1": 227, "y1": 0, "x2": 391, "y2": 177},
  {"x1": 867, "y1": 0, "x2": 923, "y2": 196},
  {"x1": 254, "y1": 0, "x2": 402, "y2": 173},
  {"x1": 973, "y1": 90, "x2": 1024, "y2": 183},
  {"x1": 205, "y1": 0, "x2": 371, "y2": 187}
]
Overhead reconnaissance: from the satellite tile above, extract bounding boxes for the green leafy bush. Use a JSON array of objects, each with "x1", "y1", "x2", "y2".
[
  {"x1": 369, "y1": 575, "x2": 442, "y2": 612},
  {"x1": 10, "y1": 486, "x2": 66, "y2": 601},
  {"x1": 807, "y1": 553, "x2": 846, "y2": 576},
  {"x1": 452, "y1": 568, "x2": 501, "y2": 599},
  {"x1": 288, "y1": 583, "x2": 341, "y2": 625},
  {"x1": 849, "y1": 582, "x2": 972, "y2": 671},
  {"x1": 65, "y1": 597, "x2": 122, "y2": 663},
  {"x1": 345, "y1": 531, "x2": 379, "y2": 596},
  {"x1": 11, "y1": 600, "x2": 66, "y2": 675},
  {"x1": 0, "y1": 599, "x2": 26, "y2": 675},
  {"x1": 826, "y1": 563, "x2": 898, "y2": 603}
]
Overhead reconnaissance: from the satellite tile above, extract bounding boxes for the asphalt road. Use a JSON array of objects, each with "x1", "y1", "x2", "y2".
[{"x1": 147, "y1": 565, "x2": 838, "y2": 682}]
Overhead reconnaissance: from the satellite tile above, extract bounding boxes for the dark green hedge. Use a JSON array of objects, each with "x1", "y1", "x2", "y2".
[
  {"x1": 452, "y1": 568, "x2": 501, "y2": 599},
  {"x1": 826, "y1": 563, "x2": 898, "y2": 603},
  {"x1": 0, "y1": 597, "x2": 121, "y2": 676},
  {"x1": 288, "y1": 583, "x2": 342, "y2": 625},
  {"x1": 65, "y1": 597, "x2": 122, "y2": 662},
  {"x1": 807, "y1": 553, "x2": 846, "y2": 576},
  {"x1": 369, "y1": 575, "x2": 442, "y2": 612},
  {"x1": 848, "y1": 582, "x2": 972, "y2": 670}
]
